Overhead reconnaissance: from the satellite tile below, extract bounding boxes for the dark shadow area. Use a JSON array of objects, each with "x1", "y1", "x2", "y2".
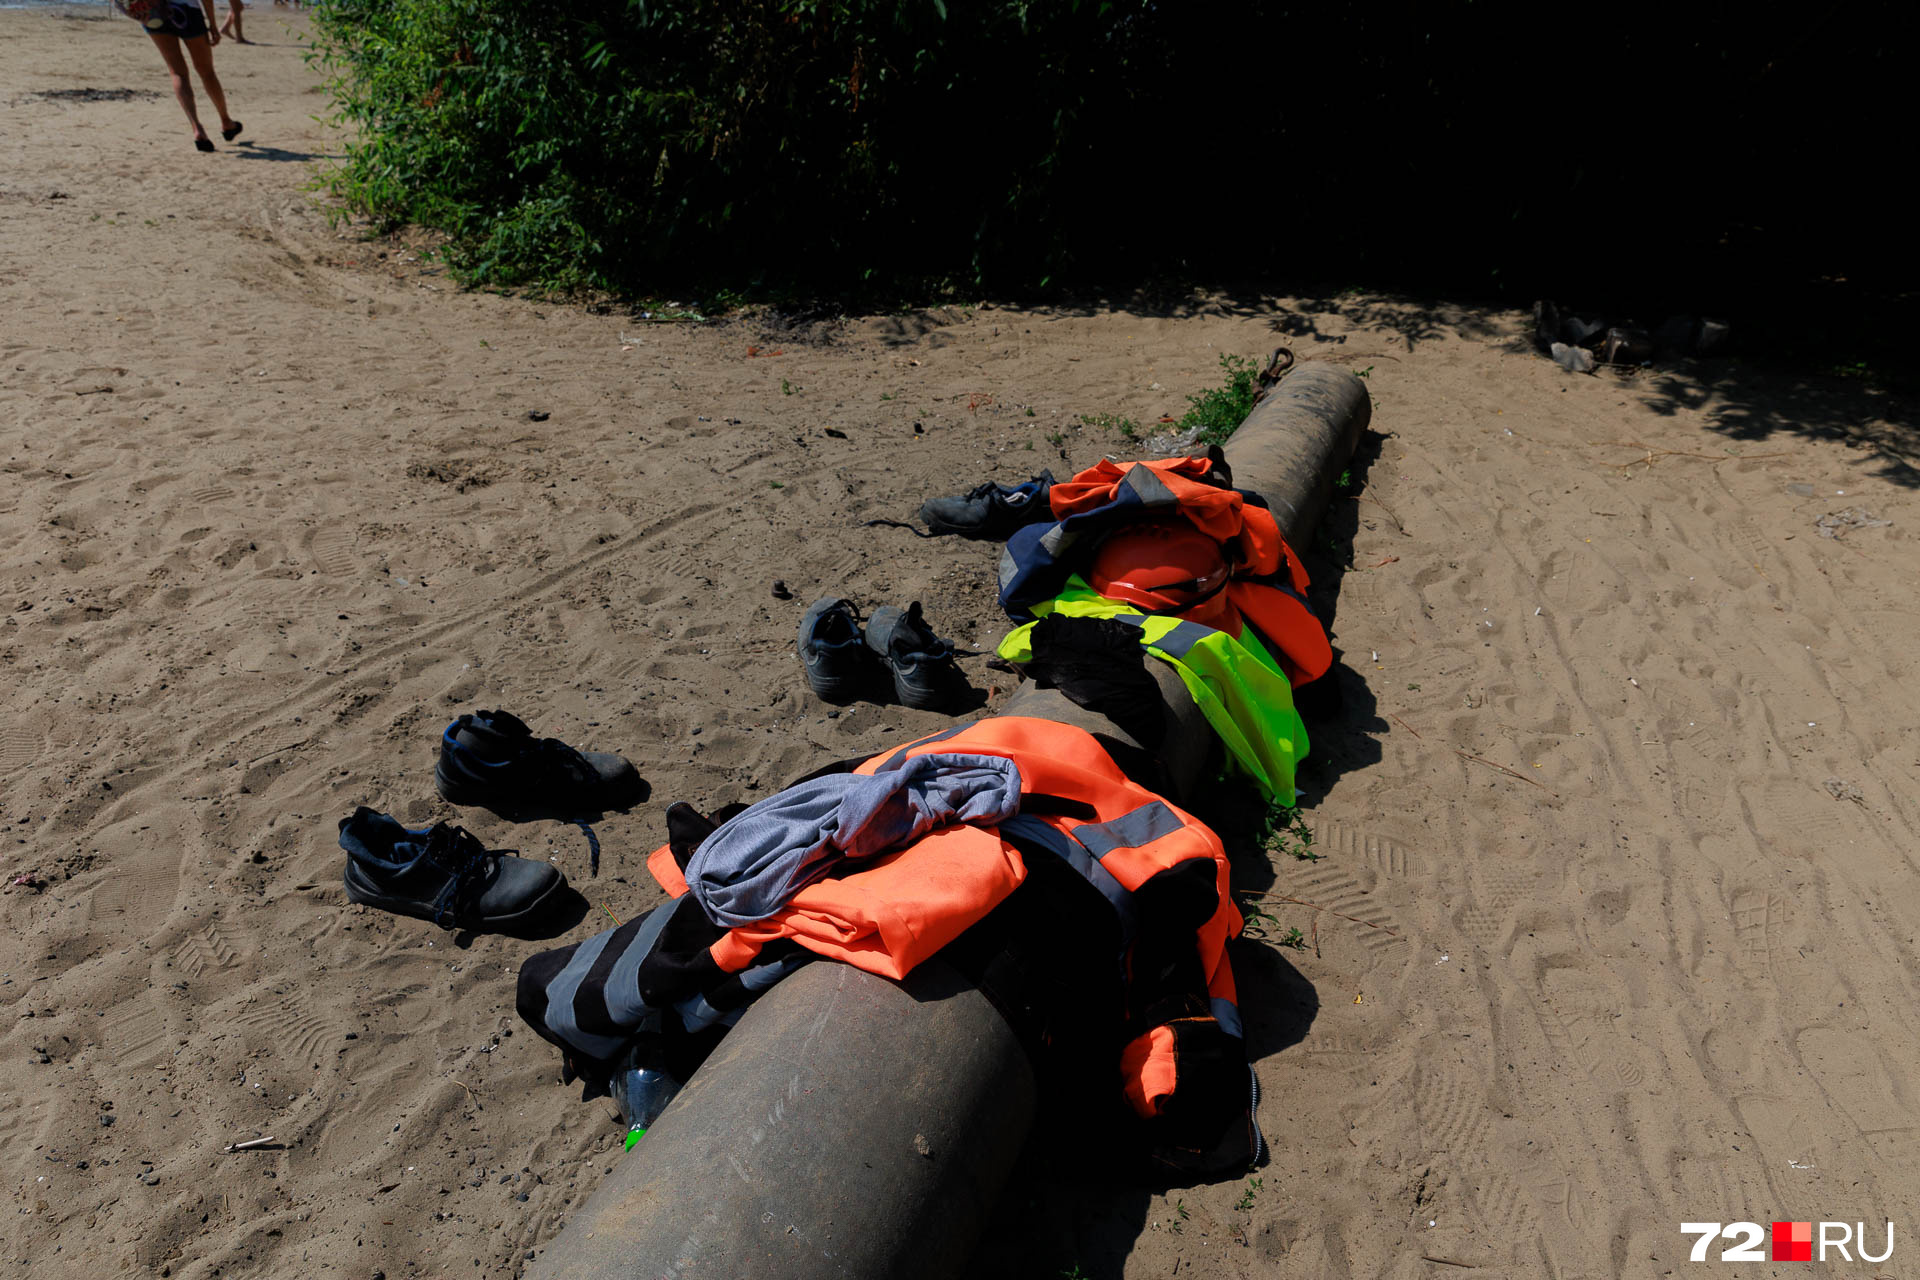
[
  {"x1": 234, "y1": 142, "x2": 342, "y2": 163},
  {"x1": 27, "y1": 87, "x2": 163, "y2": 103},
  {"x1": 960, "y1": 938, "x2": 1319, "y2": 1280},
  {"x1": 1289, "y1": 422, "x2": 1393, "y2": 801},
  {"x1": 1635, "y1": 359, "x2": 1918, "y2": 489},
  {"x1": 965, "y1": 1154, "x2": 1153, "y2": 1280},
  {"x1": 1232, "y1": 941, "x2": 1322, "y2": 1063}
]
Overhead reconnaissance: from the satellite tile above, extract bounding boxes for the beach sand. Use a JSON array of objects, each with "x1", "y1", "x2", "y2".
[{"x1": 5, "y1": 8, "x2": 1919, "y2": 1277}]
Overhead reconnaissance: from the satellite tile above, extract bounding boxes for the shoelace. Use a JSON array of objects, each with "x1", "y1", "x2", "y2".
[
  {"x1": 964, "y1": 481, "x2": 1032, "y2": 507},
  {"x1": 525, "y1": 735, "x2": 595, "y2": 786},
  {"x1": 423, "y1": 824, "x2": 499, "y2": 927}
]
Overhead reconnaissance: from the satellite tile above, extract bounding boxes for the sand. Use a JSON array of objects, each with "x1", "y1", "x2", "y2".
[{"x1": 5, "y1": 8, "x2": 1920, "y2": 1278}]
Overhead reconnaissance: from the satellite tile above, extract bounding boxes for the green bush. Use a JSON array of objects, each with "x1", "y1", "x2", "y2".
[
  {"x1": 307, "y1": 0, "x2": 1166, "y2": 293},
  {"x1": 307, "y1": 0, "x2": 1905, "y2": 360}
]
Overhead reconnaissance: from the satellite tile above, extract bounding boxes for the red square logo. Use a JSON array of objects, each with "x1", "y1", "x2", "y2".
[{"x1": 1772, "y1": 1221, "x2": 1812, "y2": 1262}]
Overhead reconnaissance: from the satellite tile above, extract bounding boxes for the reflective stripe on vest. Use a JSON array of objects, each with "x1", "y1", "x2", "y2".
[
  {"x1": 1105, "y1": 612, "x2": 1211, "y2": 660},
  {"x1": 999, "y1": 813, "x2": 1136, "y2": 939},
  {"x1": 1211, "y1": 996, "x2": 1243, "y2": 1040},
  {"x1": 1068, "y1": 800, "x2": 1184, "y2": 860}
]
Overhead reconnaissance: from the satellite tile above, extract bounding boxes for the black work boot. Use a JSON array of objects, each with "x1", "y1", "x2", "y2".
[
  {"x1": 435, "y1": 709, "x2": 646, "y2": 821},
  {"x1": 339, "y1": 806, "x2": 565, "y2": 931},
  {"x1": 915, "y1": 472, "x2": 1054, "y2": 540},
  {"x1": 864, "y1": 602, "x2": 966, "y2": 711}
]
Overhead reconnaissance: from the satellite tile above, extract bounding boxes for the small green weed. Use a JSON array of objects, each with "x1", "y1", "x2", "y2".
[
  {"x1": 1238, "y1": 895, "x2": 1279, "y2": 940},
  {"x1": 1185, "y1": 352, "x2": 1262, "y2": 447},
  {"x1": 1024, "y1": 440, "x2": 1036, "y2": 450},
  {"x1": 1071, "y1": 352, "x2": 1262, "y2": 452},
  {"x1": 769, "y1": 480, "x2": 785, "y2": 489},
  {"x1": 1353, "y1": 365, "x2": 1374, "y2": 379},
  {"x1": 1234, "y1": 1177, "x2": 1264, "y2": 1211},
  {"x1": 1262, "y1": 802, "x2": 1320, "y2": 862},
  {"x1": 1277, "y1": 926, "x2": 1308, "y2": 951},
  {"x1": 1082, "y1": 411, "x2": 1140, "y2": 442},
  {"x1": 1407, "y1": 682, "x2": 1421, "y2": 691},
  {"x1": 880, "y1": 391, "x2": 894, "y2": 401},
  {"x1": 1045, "y1": 430, "x2": 1065, "y2": 447},
  {"x1": 1025, "y1": 406, "x2": 1037, "y2": 417},
  {"x1": 1170, "y1": 1200, "x2": 1189, "y2": 1234}
]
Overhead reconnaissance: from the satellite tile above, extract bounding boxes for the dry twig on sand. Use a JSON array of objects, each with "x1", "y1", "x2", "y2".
[
  {"x1": 1455, "y1": 748, "x2": 1555, "y2": 794},
  {"x1": 1592, "y1": 439, "x2": 1792, "y2": 470},
  {"x1": 1241, "y1": 890, "x2": 1400, "y2": 938},
  {"x1": 1361, "y1": 494, "x2": 1409, "y2": 535}
]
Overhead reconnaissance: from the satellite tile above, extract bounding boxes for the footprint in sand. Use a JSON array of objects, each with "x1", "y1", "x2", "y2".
[
  {"x1": 186, "y1": 483, "x2": 236, "y2": 506},
  {"x1": 172, "y1": 921, "x2": 241, "y2": 981},
  {"x1": 1520, "y1": 932, "x2": 1647, "y2": 1089},
  {"x1": 99, "y1": 998, "x2": 173, "y2": 1071},
  {"x1": 1729, "y1": 889, "x2": 1791, "y2": 979},
  {"x1": 1413, "y1": 1067, "x2": 1556, "y2": 1251},
  {"x1": 1796, "y1": 1027, "x2": 1920, "y2": 1173},
  {"x1": 1457, "y1": 866, "x2": 1529, "y2": 951},
  {"x1": 230, "y1": 996, "x2": 346, "y2": 1069},
  {"x1": 1733, "y1": 1093, "x2": 1828, "y2": 1193},
  {"x1": 1285, "y1": 819, "x2": 1416, "y2": 961},
  {"x1": 307, "y1": 525, "x2": 357, "y2": 576},
  {"x1": 85, "y1": 828, "x2": 191, "y2": 934},
  {"x1": 0, "y1": 722, "x2": 47, "y2": 772}
]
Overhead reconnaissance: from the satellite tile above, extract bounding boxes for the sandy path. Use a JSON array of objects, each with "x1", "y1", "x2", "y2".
[{"x1": 4, "y1": 8, "x2": 1918, "y2": 1278}]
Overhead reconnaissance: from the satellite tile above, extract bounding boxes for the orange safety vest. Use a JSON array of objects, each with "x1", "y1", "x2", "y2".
[
  {"x1": 1004, "y1": 455, "x2": 1332, "y2": 686},
  {"x1": 648, "y1": 715, "x2": 1245, "y2": 1122}
]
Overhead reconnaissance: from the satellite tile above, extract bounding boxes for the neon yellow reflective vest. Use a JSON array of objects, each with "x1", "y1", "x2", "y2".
[{"x1": 996, "y1": 577, "x2": 1309, "y2": 804}]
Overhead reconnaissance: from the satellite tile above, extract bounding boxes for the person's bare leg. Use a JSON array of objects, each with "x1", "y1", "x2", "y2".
[
  {"x1": 222, "y1": 0, "x2": 247, "y2": 42},
  {"x1": 181, "y1": 36, "x2": 236, "y2": 134},
  {"x1": 148, "y1": 32, "x2": 209, "y2": 143}
]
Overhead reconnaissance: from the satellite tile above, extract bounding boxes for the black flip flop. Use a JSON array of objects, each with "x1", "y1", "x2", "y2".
[
  {"x1": 221, "y1": 120, "x2": 243, "y2": 142},
  {"x1": 195, "y1": 135, "x2": 216, "y2": 153}
]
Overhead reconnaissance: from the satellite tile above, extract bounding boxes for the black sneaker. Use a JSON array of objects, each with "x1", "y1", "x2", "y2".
[
  {"x1": 435, "y1": 709, "x2": 646, "y2": 821},
  {"x1": 339, "y1": 806, "x2": 565, "y2": 931},
  {"x1": 865, "y1": 601, "x2": 965, "y2": 711},
  {"x1": 915, "y1": 472, "x2": 1054, "y2": 540},
  {"x1": 797, "y1": 598, "x2": 882, "y2": 702}
]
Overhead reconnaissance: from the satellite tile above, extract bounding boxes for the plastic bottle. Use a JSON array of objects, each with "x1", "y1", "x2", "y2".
[{"x1": 609, "y1": 1035, "x2": 681, "y2": 1152}]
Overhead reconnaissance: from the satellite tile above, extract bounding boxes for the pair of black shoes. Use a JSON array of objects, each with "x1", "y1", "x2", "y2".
[
  {"x1": 339, "y1": 710, "x2": 646, "y2": 932},
  {"x1": 798, "y1": 599, "x2": 966, "y2": 711}
]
